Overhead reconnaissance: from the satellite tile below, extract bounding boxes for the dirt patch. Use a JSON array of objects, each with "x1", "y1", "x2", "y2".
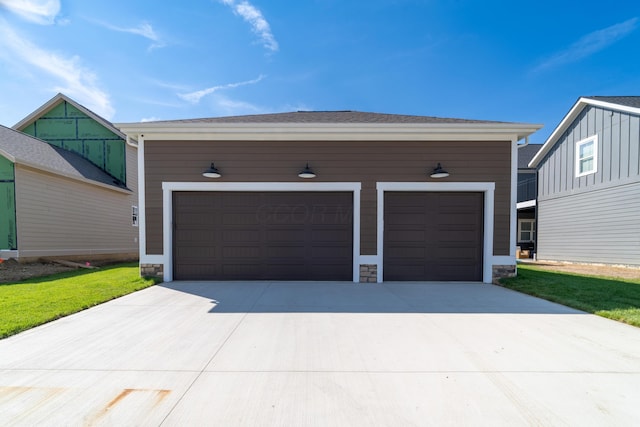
[{"x1": 522, "y1": 260, "x2": 640, "y2": 280}]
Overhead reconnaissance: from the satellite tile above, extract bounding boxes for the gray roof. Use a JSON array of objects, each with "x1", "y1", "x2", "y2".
[
  {"x1": 0, "y1": 124, "x2": 128, "y2": 190},
  {"x1": 518, "y1": 144, "x2": 542, "y2": 169},
  {"x1": 147, "y1": 110, "x2": 508, "y2": 124},
  {"x1": 584, "y1": 96, "x2": 640, "y2": 109}
]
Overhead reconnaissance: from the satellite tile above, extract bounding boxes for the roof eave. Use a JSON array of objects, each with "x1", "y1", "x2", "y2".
[{"x1": 116, "y1": 121, "x2": 543, "y2": 142}]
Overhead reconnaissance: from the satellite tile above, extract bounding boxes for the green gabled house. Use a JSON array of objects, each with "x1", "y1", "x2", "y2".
[{"x1": 0, "y1": 94, "x2": 138, "y2": 262}]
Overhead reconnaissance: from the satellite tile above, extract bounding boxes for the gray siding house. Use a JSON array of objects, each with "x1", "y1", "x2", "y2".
[{"x1": 529, "y1": 96, "x2": 640, "y2": 266}]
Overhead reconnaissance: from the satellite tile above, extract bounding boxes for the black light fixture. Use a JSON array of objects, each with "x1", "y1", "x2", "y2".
[
  {"x1": 298, "y1": 163, "x2": 316, "y2": 179},
  {"x1": 430, "y1": 163, "x2": 449, "y2": 179},
  {"x1": 202, "y1": 162, "x2": 221, "y2": 178}
]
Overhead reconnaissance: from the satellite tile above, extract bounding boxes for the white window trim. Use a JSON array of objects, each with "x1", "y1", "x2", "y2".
[
  {"x1": 376, "y1": 182, "x2": 495, "y2": 284},
  {"x1": 161, "y1": 182, "x2": 362, "y2": 283},
  {"x1": 575, "y1": 135, "x2": 598, "y2": 178},
  {"x1": 517, "y1": 219, "x2": 535, "y2": 243}
]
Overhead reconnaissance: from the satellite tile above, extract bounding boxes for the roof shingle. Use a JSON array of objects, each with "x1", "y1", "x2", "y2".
[
  {"x1": 0, "y1": 124, "x2": 127, "y2": 189},
  {"x1": 585, "y1": 96, "x2": 640, "y2": 109},
  {"x1": 145, "y1": 110, "x2": 508, "y2": 125},
  {"x1": 518, "y1": 144, "x2": 542, "y2": 169}
]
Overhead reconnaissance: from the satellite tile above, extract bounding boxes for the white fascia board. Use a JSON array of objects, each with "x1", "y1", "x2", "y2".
[
  {"x1": 529, "y1": 99, "x2": 585, "y2": 169},
  {"x1": 0, "y1": 149, "x2": 16, "y2": 163},
  {"x1": 583, "y1": 98, "x2": 640, "y2": 116},
  {"x1": 116, "y1": 122, "x2": 542, "y2": 142}
]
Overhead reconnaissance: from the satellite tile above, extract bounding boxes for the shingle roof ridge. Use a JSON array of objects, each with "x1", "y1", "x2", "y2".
[{"x1": 138, "y1": 110, "x2": 510, "y2": 125}]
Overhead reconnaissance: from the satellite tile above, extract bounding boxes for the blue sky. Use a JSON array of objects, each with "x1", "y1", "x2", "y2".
[{"x1": 0, "y1": 0, "x2": 638, "y2": 143}]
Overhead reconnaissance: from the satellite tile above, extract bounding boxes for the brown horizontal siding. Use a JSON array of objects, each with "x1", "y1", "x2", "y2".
[{"x1": 144, "y1": 140, "x2": 512, "y2": 256}]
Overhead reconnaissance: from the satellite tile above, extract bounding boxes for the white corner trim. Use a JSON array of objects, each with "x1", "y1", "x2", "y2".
[
  {"x1": 161, "y1": 182, "x2": 362, "y2": 282},
  {"x1": 376, "y1": 182, "x2": 496, "y2": 283},
  {"x1": 137, "y1": 136, "x2": 147, "y2": 260}
]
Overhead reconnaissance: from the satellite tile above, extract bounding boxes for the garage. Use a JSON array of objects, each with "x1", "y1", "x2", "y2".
[
  {"x1": 383, "y1": 192, "x2": 483, "y2": 281},
  {"x1": 173, "y1": 191, "x2": 353, "y2": 280}
]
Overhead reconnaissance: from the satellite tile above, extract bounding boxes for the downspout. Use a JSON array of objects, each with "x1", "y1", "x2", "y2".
[
  {"x1": 517, "y1": 136, "x2": 530, "y2": 148},
  {"x1": 125, "y1": 135, "x2": 138, "y2": 148}
]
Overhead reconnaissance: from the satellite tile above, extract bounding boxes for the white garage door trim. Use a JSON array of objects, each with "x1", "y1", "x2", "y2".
[
  {"x1": 161, "y1": 182, "x2": 362, "y2": 282},
  {"x1": 376, "y1": 182, "x2": 495, "y2": 283}
]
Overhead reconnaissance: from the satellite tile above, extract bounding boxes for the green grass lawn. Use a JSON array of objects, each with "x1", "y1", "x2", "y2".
[
  {"x1": 0, "y1": 263, "x2": 159, "y2": 339},
  {"x1": 500, "y1": 264, "x2": 640, "y2": 327}
]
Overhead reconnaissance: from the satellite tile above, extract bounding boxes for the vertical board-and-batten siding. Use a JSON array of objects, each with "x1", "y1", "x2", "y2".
[
  {"x1": 143, "y1": 140, "x2": 512, "y2": 257},
  {"x1": 14, "y1": 157, "x2": 138, "y2": 258},
  {"x1": 538, "y1": 105, "x2": 640, "y2": 200},
  {"x1": 537, "y1": 105, "x2": 640, "y2": 266}
]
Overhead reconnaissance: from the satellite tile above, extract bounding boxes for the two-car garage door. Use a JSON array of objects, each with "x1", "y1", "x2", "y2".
[
  {"x1": 173, "y1": 192, "x2": 353, "y2": 280},
  {"x1": 172, "y1": 190, "x2": 484, "y2": 281}
]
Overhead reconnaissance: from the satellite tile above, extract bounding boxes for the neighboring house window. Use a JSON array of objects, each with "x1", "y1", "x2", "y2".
[
  {"x1": 575, "y1": 136, "x2": 598, "y2": 177},
  {"x1": 518, "y1": 219, "x2": 535, "y2": 242},
  {"x1": 132, "y1": 206, "x2": 139, "y2": 227}
]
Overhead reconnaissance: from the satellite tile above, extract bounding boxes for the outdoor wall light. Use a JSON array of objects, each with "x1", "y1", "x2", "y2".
[
  {"x1": 202, "y1": 162, "x2": 222, "y2": 178},
  {"x1": 298, "y1": 163, "x2": 316, "y2": 179},
  {"x1": 430, "y1": 163, "x2": 449, "y2": 179}
]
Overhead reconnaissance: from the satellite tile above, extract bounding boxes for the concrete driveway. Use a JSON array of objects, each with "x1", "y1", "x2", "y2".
[{"x1": 1, "y1": 281, "x2": 639, "y2": 426}]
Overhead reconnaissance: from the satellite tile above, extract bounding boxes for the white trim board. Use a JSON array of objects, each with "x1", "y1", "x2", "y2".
[
  {"x1": 161, "y1": 182, "x2": 362, "y2": 282},
  {"x1": 517, "y1": 199, "x2": 536, "y2": 209},
  {"x1": 376, "y1": 182, "x2": 496, "y2": 283}
]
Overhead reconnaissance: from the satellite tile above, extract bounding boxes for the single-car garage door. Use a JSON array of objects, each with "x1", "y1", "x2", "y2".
[
  {"x1": 173, "y1": 191, "x2": 353, "y2": 280},
  {"x1": 384, "y1": 192, "x2": 483, "y2": 281}
]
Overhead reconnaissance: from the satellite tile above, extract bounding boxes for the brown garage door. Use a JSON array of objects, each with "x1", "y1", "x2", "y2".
[
  {"x1": 173, "y1": 192, "x2": 353, "y2": 280},
  {"x1": 384, "y1": 192, "x2": 483, "y2": 281}
]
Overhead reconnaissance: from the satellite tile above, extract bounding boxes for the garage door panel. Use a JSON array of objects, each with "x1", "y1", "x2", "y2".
[
  {"x1": 384, "y1": 192, "x2": 483, "y2": 281},
  {"x1": 222, "y1": 229, "x2": 260, "y2": 243},
  {"x1": 265, "y1": 228, "x2": 306, "y2": 242},
  {"x1": 311, "y1": 228, "x2": 351, "y2": 242},
  {"x1": 173, "y1": 191, "x2": 353, "y2": 280}
]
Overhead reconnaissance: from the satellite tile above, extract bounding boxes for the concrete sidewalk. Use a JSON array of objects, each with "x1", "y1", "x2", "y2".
[{"x1": 0, "y1": 281, "x2": 639, "y2": 426}]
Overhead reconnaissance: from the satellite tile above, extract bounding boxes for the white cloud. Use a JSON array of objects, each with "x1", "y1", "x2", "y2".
[
  {"x1": 0, "y1": 22, "x2": 114, "y2": 119},
  {"x1": 178, "y1": 75, "x2": 265, "y2": 104},
  {"x1": 94, "y1": 21, "x2": 166, "y2": 51},
  {"x1": 214, "y1": 95, "x2": 264, "y2": 115},
  {"x1": 141, "y1": 117, "x2": 161, "y2": 123},
  {"x1": 0, "y1": 0, "x2": 60, "y2": 24},
  {"x1": 218, "y1": 0, "x2": 278, "y2": 52},
  {"x1": 534, "y1": 17, "x2": 639, "y2": 72}
]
